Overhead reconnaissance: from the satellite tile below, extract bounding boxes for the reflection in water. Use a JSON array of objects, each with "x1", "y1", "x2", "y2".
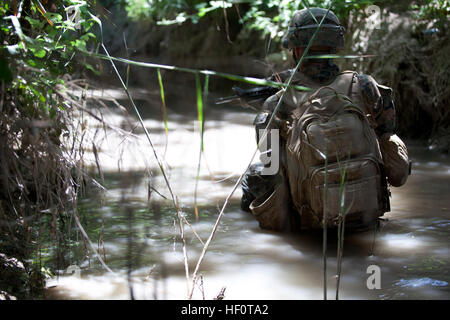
[
  {"x1": 382, "y1": 233, "x2": 425, "y2": 250},
  {"x1": 45, "y1": 94, "x2": 449, "y2": 300}
]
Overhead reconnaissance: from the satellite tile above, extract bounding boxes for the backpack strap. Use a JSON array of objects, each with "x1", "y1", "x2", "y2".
[
  {"x1": 351, "y1": 74, "x2": 379, "y2": 129},
  {"x1": 330, "y1": 71, "x2": 378, "y2": 126},
  {"x1": 327, "y1": 71, "x2": 356, "y2": 95}
]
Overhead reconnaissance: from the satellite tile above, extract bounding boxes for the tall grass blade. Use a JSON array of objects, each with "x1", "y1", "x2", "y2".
[
  {"x1": 335, "y1": 151, "x2": 351, "y2": 300},
  {"x1": 196, "y1": 73, "x2": 204, "y2": 150},
  {"x1": 194, "y1": 74, "x2": 210, "y2": 220},
  {"x1": 203, "y1": 75, "x2": 210, "y2": 122},
  {"x1": 123, "y1": 33, "x2": 131, "y2": 89},
  {"x1": 157, "y1": 68, "x2": 169, "y2": 156},
  {"x1": 194, "y1": 73, "x2": 203, "y2": 220},
  {"x1": 302, "y1": 0, "x2": 319, "y2": 24},
  {"x1": 33, "y1": 0, "x2": 54, "y2": 26},
  {"x1": 336, "y1": 191, "x2": 347, "y2": 300},
  {"x1": 305, "y1": 54, "x2": 375, "y2": 59},
  {"x1": 81, "y1": 51, "x2": 313, "y2": 93},
  {"x1": 157, "y1": 68, "x2": 169, "y2": 134}
]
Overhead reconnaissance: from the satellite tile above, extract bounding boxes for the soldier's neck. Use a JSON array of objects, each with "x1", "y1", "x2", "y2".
[{"x1": 298, "y1": 60, "x2": 340, "y2": 84}]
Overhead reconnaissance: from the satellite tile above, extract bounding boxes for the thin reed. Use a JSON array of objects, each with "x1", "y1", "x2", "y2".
[
  {"x1": 157, "y1": 68, "x2": 169, "y2": 157},
  {"x1": 322, "y1": 142, "x2": 329, "y2": 300},
  {"x1": 194, "y1": 74, "x2": 209, "y2": 221}
]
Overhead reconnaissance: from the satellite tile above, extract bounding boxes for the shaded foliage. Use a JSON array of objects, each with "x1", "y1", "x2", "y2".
[{"x1": 0, "y1": 0, "x2": 100, "y2": 298}]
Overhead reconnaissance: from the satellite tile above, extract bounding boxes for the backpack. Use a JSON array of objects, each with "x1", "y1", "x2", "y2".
[{"x1": 285, "y1": 71, "x2": 390, "y2": 229}]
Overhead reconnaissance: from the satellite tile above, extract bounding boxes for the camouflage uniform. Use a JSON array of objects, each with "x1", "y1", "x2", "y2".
[{"x1": 241, "y1": 8, "x2": 410, "y2": 231}]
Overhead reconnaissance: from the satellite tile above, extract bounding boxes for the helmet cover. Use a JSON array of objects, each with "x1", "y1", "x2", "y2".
[{"x1": 282, "y1": 8, "x2": 346, "y2": 50}]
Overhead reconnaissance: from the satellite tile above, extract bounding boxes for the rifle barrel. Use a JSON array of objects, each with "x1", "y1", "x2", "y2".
[{"x1": 215, "y1": 95, "x2": 240, "y2": 105}]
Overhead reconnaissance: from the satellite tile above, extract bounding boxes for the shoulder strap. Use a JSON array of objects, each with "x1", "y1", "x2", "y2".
[
  {"x1": 327, "y1": 71, "x2": 357, "y2": 95},
  {"x1": 353, "y1": 74, "x2": 379, "y2": 129}
]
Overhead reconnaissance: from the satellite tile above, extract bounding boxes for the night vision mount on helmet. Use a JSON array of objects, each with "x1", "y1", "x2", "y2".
[{"x1": 282, "y1": 8, "x2": 346, "y2": 52}]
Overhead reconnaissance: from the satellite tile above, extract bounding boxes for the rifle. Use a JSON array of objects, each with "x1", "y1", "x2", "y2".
[{"x1": 215, "y1": 85, "x2": 280, "y2": 110}]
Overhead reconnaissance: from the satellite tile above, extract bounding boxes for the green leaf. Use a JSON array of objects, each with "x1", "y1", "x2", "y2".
[
  {"x1": 86, "y1": 63, "x2": 100, "y2": 76},
  {"x1": 88, "y1": 12, "x2": 103, "y2": 42},
  {"x1": 45, "y1": 13, "x2": 63, "y2": 23},
  {"x1": 72, "y1": 39, "x2": 86, "y2": 50},
  {"x1": 33, "y1": 48, "x2": 46, "y2": 58},
  {"x1": 27, "y1": 59, "x2": 37, "y2": 67},
  {"x1": 25, "y1": 16, "x2": 44, "y2": 29}
]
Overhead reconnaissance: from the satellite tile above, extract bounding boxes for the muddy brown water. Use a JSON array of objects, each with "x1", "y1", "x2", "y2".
[{"x1": 44, "y1": 94, "x2": 449, "y2": 300}]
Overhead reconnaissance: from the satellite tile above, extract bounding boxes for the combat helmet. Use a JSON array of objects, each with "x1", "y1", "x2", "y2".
[{"x1": 282, "y1": 8, "x2": 345, "y2": 52}]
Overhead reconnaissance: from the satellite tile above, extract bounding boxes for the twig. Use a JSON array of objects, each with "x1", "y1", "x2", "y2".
[
  {"x1": 222, "y1": 0, "x2": 232, "y2": 44},
  {"x1": 175, "y1": 197, "x2": 190, "y2": 297},
  {"x1": 214, "y1": 286, "x2": 226, "y2": 300},
  {"x1": 198, "y1": 274, "x2": 205, "y2": 300},
  {"x1": 335, "y1": 212, "x2": 346, "y2": 300},
  {"x1": 323, "y1": 142, "x2": 328, "y2": 300},
  {"x1": 72, "y1": 208, "x2": 116, "y2": 275},
  {"x1": 335, "y1": 156, "x2": 353, "y2": 300},
  {"x1": 149, "y1": 185, "x2": 169, "y2": 200}
]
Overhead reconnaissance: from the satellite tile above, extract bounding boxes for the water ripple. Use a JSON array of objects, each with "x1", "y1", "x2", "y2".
[{"x1": 395, "y1": 277, "x2": 448, "y2": 288}]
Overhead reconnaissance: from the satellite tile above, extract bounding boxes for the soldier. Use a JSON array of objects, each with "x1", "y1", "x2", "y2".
[{"x1": 241, "y1": 8, "x2": 410, "y2": 232}]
